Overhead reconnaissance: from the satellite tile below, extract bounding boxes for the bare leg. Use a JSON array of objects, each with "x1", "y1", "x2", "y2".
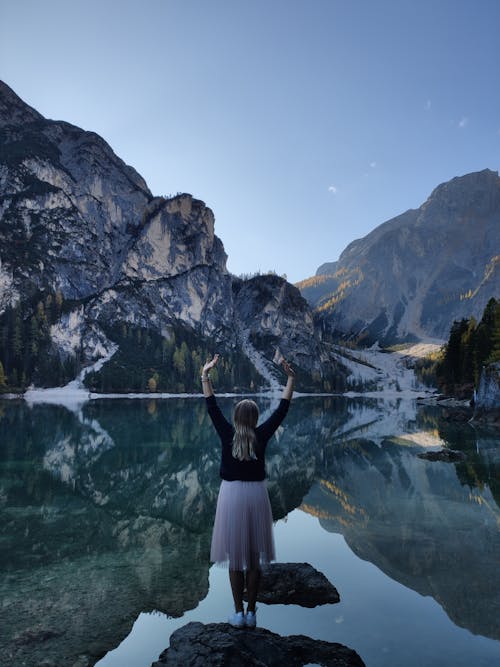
[
  {"x1": 229, "y1": 570, "x2": 244, "y2": 613},
  {"x1": 245, "y1": 568, "x2": 261, "y2": 613}
]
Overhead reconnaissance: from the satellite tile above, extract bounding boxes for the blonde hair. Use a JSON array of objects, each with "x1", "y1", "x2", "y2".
[{"x1": 232, "y1": 399, "x2": 259, "y2": 461}]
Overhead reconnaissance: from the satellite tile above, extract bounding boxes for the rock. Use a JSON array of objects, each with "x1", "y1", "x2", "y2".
[
  {"x1": 13, "y1": 627, "x2": 63, "y2": 644},
  {"x1": 417, "y1": 449, "x2": 466, "y2": 462},
  {"x1": 152, "y1": 622, "x2": 366, "y2": 667},
  {"x1": 440, "y1": 406, "x2": 474, "y2": 422},
  {"x1": 243, "y1": 562, "x2": 340, "y2": 607},
  {"x1": 473, "y1": 362, "x2": 500, "y2": 424},
  {"x1": 416, "y1": 395, "x2": 470, "y2": 407},
  {"x1": 416, "y1": 396, "x2": 473, "y2": 421}
]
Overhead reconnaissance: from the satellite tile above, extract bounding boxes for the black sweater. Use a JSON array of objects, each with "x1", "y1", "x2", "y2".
[{"x1": 206, "y1": 395, "x2": 290, "y2": 481}]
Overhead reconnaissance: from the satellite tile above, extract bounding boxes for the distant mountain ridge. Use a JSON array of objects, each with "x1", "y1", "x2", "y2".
[
  {"x1": 0, "y1": 80, "x2": 341, "y2": 392},
  {"x1": 298, "y1": 169, "x2": 500, "y2": 342}
]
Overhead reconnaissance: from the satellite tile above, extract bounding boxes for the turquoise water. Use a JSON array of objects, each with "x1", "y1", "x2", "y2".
[{"x1": 1, "y1": 395, "x2": 499, "y2": 666}]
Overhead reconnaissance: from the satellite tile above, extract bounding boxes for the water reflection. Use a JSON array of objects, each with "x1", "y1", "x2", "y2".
[{"x1": 0, "y1": 396, "x2": 498, "y2": 666}]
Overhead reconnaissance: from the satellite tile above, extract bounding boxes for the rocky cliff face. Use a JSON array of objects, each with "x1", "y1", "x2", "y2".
[
  {"x1": 0, "y1": 81, "x2": 341, "y2": 391},
  {"x1": 299, "y1": 169, "x2": 500, "y2": 343},
  {"x1": 474, "y1": 362, "x2": 500, "y2": 423},
  {"x1": 0, "y1": 81, "x2": 151, "y2": 302}
]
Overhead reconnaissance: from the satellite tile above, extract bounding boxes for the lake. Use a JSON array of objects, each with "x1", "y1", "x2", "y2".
[{"x1": 1, "y1": 394, "x2": 499, "y2": 667}]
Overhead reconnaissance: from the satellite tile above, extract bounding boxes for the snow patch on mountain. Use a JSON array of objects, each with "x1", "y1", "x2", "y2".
[{"x1": 338, "y1": 341, "x2": 442, "y2": 397}]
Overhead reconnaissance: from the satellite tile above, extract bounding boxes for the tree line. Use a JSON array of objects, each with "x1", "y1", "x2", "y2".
[
  {"x1": 416, "y1": 297, "x2": 500, "y2": 397},
  {"x1": 84, "y1": 321, "x2": 263, "y2": 394},
  {"x1": 0, "y1": 291, "x2": 77, "y2": 392}
]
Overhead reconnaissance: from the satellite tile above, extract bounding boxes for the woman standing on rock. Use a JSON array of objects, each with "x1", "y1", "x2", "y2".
[{"x1": 201, "y1": 353, "x2": 295, "y2": 628}]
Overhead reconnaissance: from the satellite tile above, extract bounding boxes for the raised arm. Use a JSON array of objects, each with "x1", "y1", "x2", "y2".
[
  {"x1": 257, "y1": 358, "x2": 295, "y2": 440},
  {"x1": 281, "y1": 358, "x2": 295, "y2": 401},
  {"x1": 201, "y1": 353, "x2": 220, "y2": 397},
  {"x1": 201, "y1": 354, "x2": 233, "y2": 440}
]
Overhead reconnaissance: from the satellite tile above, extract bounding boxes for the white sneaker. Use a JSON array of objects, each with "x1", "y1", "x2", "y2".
[
  {"x1": 228, "y1": 611, "x2": 245, "y2": 628},
  {"x1": 245, "y1": 610, "x2": 257, "y2": 628}
]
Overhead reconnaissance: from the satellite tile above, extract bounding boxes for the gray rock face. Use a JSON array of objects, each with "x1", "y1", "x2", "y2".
[
  {"x1": 473, "y1": 362, "x2": 500, "y2": 423},
  {"x1": 299, "y1": 169, "x2": 500, "y2": 342},
  {"x1": 152, "y1": 622, "x2": 366, "y2": 667},
  {"x1": 243, "y1": 562, "x2": 340, "y2": 606},
  {"x1": 233, "y1": 275, "x2": 344, "y2": 391},
  {"x1": 234, "y1": 275, "x2": 319, "y2": 370},
  {"x1": 0, "y1": 81, "x2": 151, "y2": 302}
]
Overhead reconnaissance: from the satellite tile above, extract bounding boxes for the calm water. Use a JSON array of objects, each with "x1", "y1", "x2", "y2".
[{"x1": 0, "y1": 395, "x2": 499, "y2": 667}]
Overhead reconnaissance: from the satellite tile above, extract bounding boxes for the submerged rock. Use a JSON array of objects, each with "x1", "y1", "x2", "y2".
[
  {"x1": 439, "y1": 406, "x2": 474, "y2": 422},
  {"x1": 418, "y1": 449, "x2": 466, "y2": 462},
  {"x1": 152, "y1": 621, "x2": 365, "y2": 666},
  {"x1": 244, "y1": 562, "x2": 340, "y2": 607}
]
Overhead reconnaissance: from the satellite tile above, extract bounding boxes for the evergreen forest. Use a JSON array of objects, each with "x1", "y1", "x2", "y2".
[{"x1": 416, "y1": 297, "x2": 500, "y2": 397}]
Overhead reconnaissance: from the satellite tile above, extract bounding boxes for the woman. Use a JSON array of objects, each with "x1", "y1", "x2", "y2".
[{"x1": 201, "y1": 353, "x2": 295, "y2": 629}]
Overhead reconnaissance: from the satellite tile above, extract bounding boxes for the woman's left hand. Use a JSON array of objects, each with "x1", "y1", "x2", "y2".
[{"x1": 202, "y1": 354, "x2": 220, "y2": 375}]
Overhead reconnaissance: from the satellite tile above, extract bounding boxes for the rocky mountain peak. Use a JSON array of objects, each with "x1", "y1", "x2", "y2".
[
  {"x1": 0, "y1": 80, "x2": 43, "y2": 127},
  {"x1": 299, "y1": 168, "x2": 500, "y2": 342},
  {"x1": 423, "y1": 169, "x2": 500, "y2": 218},
  {"x1": 123, "y1": 193, "x2": 227, "y2": 282}
]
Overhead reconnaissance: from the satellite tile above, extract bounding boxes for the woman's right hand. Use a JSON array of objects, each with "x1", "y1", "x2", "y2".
[{"x1": 281, "y1": 358, "x2": 295, "y2": 377}]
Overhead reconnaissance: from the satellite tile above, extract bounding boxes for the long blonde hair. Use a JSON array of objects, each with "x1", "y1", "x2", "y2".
[{"x1": 232, "y1": 399, "x2": 259, "y2": 461}]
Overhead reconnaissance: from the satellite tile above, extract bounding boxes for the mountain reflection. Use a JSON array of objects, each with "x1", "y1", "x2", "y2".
[
  {"x1": 0, "y1": 396, "x2": 498, "y2": 666},
  {"x1": 299, "y1": 421, "x2": 500, "y2": 641}
]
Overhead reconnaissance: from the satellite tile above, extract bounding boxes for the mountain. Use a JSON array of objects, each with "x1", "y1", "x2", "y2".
[
  {"x1": 0, "y1": 81, "x2": 343, "y2": 392},
  {"x1": 298, "y1": 169, "x2": 500, "y2": 343}
]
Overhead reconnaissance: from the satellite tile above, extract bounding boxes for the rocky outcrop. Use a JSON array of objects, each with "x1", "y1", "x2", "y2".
[
  {"x1": 0, "y1": 81, "x2": 151, "y2": 303},
  {"x1": 152, "y1": 622, "x2": 365, "y2": 666},
  {"x1": 473, "y1": 362, "x2": 500, "y2": 424},
  {"x1": 299, "y1": 169, "x2": 500, "y2": 342},
  {"x1": 243, "y1": 562, "x2": 340, "y2": 606},
  {"x1": 233, "y1": 275, "x2": 344, "y2": 391}
]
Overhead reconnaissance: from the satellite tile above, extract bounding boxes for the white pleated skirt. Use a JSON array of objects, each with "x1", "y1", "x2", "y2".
[{"x1": 210, "y1": 480, "x2": 276, "y2": 570}]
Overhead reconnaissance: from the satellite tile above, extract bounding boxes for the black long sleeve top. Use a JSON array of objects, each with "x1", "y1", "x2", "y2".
[{"x1": 205, "y1": 395, "x2": 290, "y2": 481}]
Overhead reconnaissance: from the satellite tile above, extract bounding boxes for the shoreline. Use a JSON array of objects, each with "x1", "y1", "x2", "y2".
[{"x1": 0, "y1": 385, "x2": 437, "y2": 406}]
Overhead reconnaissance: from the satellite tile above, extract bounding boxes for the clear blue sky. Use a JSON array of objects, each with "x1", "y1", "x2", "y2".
[{"x1": 1, "y1": 0, "x2": 499, "y2": 282}]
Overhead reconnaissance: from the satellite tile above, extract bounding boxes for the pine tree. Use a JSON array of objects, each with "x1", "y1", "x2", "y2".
[
  {"x1": 36, "y1": 301, "x2": 47, "y2": 325},
  {"x1": 486, "y1": 301, "x2": 500, "y2": 363},
  {"x1": 460, "y1": 317, "x2": 476, "y2": 385},
  {"x1": 441, "y1": 319, "x2": 469, "y2": 387},
  {"x1": 29, "y1": 316, "x2": 40, "y2": 356},
  {"x1": 475, "y1": 298, "x2": 498, "y2": 375},
  {"x1": 55, "y1": 290, "x2": 63, "y2": 318},
  {"x1": 173, "y1": 344, "x2": 188, "y2": 376},
  {"x1": 11, "y1": 308, "x2": 23, "y2": 360}
]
